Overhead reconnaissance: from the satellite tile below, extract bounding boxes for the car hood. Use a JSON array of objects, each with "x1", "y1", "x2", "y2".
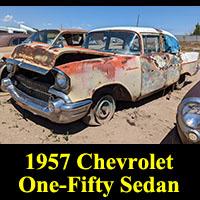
[{"x1": 10, "y1": 43, "x2": 113, "y2": 71}]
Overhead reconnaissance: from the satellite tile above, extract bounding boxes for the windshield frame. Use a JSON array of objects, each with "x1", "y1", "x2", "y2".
[{"x1": 82, "y1": 30, "x2": 141, "y2": 55}]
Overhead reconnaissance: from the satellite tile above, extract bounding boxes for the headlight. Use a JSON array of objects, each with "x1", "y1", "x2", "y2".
[
  {"x1": 182, "y1": 103, "x2": 200, "y2": 129},
  {"x1": 55, "y1": 71, "x2": 70, "y2": 91}
]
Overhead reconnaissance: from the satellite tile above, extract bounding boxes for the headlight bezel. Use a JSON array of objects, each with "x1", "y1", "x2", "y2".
[
  {"x1": 6, "y1": 63, "x2": 14, "y2": 73},
  {"x1": 180, "y1": 98, "x2": 200, "y2": 129},
  {"x1": 52, "y1": 69, "x2": 71, "y2": 92},
  {"x1": 6, "y1": 63, "x2": 18, "y2": 74},
  {"x1": 56, "y1": 72, "x2": 67, "y2": 89},
  {"x1": 177, "y1": 97, "x2": 200, "y2": 143}
]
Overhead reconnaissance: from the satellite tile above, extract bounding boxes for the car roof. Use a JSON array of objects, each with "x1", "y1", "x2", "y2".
[
  {"x1": 90, "y1": 26, "x2": 176, "y2": 39},
  {"x1": 0, "y1": 32, "x2": 29, "y2": 37},
  {"x1": 38, "y1": 29, "x2": 88, "y2": 34},
  {"x1": 0, "y1": 33, "x2": 29, "y2": 47},
  {"x1": 59, "y1": 29, "x2": 88, "y2": 33}
]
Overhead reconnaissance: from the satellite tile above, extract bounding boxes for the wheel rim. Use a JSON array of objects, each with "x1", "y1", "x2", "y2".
[{"x1": 95, "y1": 95, "x2": 116, "y2": 124}]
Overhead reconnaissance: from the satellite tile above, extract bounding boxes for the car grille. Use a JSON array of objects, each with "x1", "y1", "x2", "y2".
[{"x1": 14, "y1": 74, "x2": 52, "y2": 102}]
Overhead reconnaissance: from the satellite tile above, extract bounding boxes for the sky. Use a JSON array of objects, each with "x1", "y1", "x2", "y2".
[{"x1": 0, "y1": 6, "x2": 199, "y2": 35}]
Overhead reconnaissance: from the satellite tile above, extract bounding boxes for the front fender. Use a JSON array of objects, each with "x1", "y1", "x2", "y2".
[{"x1": 56, "y1": 55, "x2": 141, "y2": 102}]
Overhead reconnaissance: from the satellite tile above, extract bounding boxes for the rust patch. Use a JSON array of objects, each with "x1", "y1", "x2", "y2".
[
  {"x1": 126, "y1": 67, "x2": 139, "y2": 71},
  {"x1": 11, "y1": 44, "x2": 57, "y2": 68},
  {"x1": 103, "y1": 57, "x2": 115, "y2": 63},
  {"x1": 57, "y1": 55, "x2": 137, "y2": 80},
  {"x1": 155, "y1": 28, "x2": 162, "y2": 33},
  {"x1": 62, "y1": 65, "x2": 70, "y2": 69},
  {"x1": 93, "y1": 63, "x2": 116, "y2": 79},
  {"x1": 125, "y1": 56, "x2": 132, "y2": 60},
  {"x1": 85, "y1": 60, "x2": 102, "y2": 64}
]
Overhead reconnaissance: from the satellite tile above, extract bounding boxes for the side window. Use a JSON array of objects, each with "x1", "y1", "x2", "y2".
[
  {"x1": 143, "y1": 35, "x2": 160, "y2": 53},
  {"x1": 61, "y1": 34, "x2": 84, "y2": 46},
  {"x1": 163, "y1": 35, "x2": 180, "y2": 54},
  {"x1": 11, "y1": 38, "x2": 20, "y2": 45},
  {"x1": 72, "y1": 34, "x2": 84, "y2": 46},
  {"x1": 11, "y1": 38, "x2": 26, "y2": 46},
  {"x1": 19, "y1": 38, "x2": 26, "y2": 44}
]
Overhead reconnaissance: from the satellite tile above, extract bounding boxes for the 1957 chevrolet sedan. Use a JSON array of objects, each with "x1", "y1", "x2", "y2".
[{"x1": 1, "y1": 27, "x2": 199, "y2": 126}]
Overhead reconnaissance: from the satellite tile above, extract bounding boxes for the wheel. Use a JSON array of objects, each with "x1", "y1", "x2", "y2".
[
  {"x1": 82, "y1": 94, "x2": 116, "y2": 126},
  {"x1": 175, "y1": 75, "x2": 185, "y2": 90}
]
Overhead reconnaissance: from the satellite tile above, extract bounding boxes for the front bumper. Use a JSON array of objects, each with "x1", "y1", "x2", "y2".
[{"x1": 2, "y1": 77, "x2": 92, "y2": 124}]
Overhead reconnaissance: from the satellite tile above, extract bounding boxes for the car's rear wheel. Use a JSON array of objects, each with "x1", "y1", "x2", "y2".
[
  {"x1": 175, "y1": 74, "x2": 185, "y2": 90},
  {"x1": 82, "y1": 94, "x2": 116, "y2": 126}
]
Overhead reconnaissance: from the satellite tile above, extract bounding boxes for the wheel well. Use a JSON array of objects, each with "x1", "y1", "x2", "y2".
[
  {"x1": 182, "y1": 72, "x2": 190, "y2": 77},
  {"x1": 92, "y1": 84, "x2": 132, "y2": 102}
]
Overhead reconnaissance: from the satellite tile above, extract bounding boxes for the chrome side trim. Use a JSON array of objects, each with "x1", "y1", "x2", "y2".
[{"x1": 6, "y1": 58, "x2": 48, "y2": 75}]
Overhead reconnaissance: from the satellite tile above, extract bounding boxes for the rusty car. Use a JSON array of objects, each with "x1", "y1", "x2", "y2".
[
  {"x1": 0, "y1": 33, "x2": 30, "y2": 90},
  {"x1": 1, "y1": 27, "x2": 199, "y2": 126},
  {"x1": 176, "y1": 80, "x2": 200, "y2": 144}
]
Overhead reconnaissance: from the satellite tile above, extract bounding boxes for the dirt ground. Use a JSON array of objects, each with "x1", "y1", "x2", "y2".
[{"x1": 0, "y1": 42, "x2": 199, "y2": 144}]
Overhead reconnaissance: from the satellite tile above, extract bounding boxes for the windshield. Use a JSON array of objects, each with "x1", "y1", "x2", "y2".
[
  {"x1": 23, "y1": 30, "x2": 60, "y2": 45},
  {"x1": 82, "y1": 31, "x2": 141, "y2": 55}
]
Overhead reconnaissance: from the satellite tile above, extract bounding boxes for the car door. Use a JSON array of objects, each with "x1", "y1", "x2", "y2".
[
  {"x1": 162, "y1": 34, "x2": 181, "y2": 86},
  {"x1": 140, "y1": 34, "x2": 168, "y2": 97}
]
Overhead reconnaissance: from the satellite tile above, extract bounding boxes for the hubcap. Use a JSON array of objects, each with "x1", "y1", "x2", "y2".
[
  {"x1": 97, "y1": 100, "x2": 111, "y2": 119},
  {"x1": 95, "y1": 95, "x2": 116, "y2": 124}
]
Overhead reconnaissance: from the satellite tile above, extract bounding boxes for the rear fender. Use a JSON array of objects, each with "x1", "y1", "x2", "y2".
[{"x1": 180, "y1": 52, "x2": 199, "y2": 76}]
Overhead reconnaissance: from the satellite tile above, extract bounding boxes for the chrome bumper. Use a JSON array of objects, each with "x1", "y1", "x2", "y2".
[{"x1": 2, "y1": 77, "x2": 92, "y2": 124}]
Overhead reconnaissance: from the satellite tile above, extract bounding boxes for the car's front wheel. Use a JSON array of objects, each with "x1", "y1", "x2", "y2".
[{"x1": 82, "y1": 94, "x2": 116, "y2": 126}]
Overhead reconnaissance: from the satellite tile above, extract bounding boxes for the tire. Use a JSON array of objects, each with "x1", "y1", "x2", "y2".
[
  {"x1": 82, "y1": 94, "x2": 116, "y2": 126},
  {"x1": 175, "y1": 75, "x2": 185, "y2": 90}
]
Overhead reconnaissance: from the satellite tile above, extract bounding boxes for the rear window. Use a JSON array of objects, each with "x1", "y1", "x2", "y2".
[
  {"x1": 143, "y1": 35, "x2": 160, "y2": 53},
  {"x1": 162, "y1": 35, "x2": 180, "y2": 54}
]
